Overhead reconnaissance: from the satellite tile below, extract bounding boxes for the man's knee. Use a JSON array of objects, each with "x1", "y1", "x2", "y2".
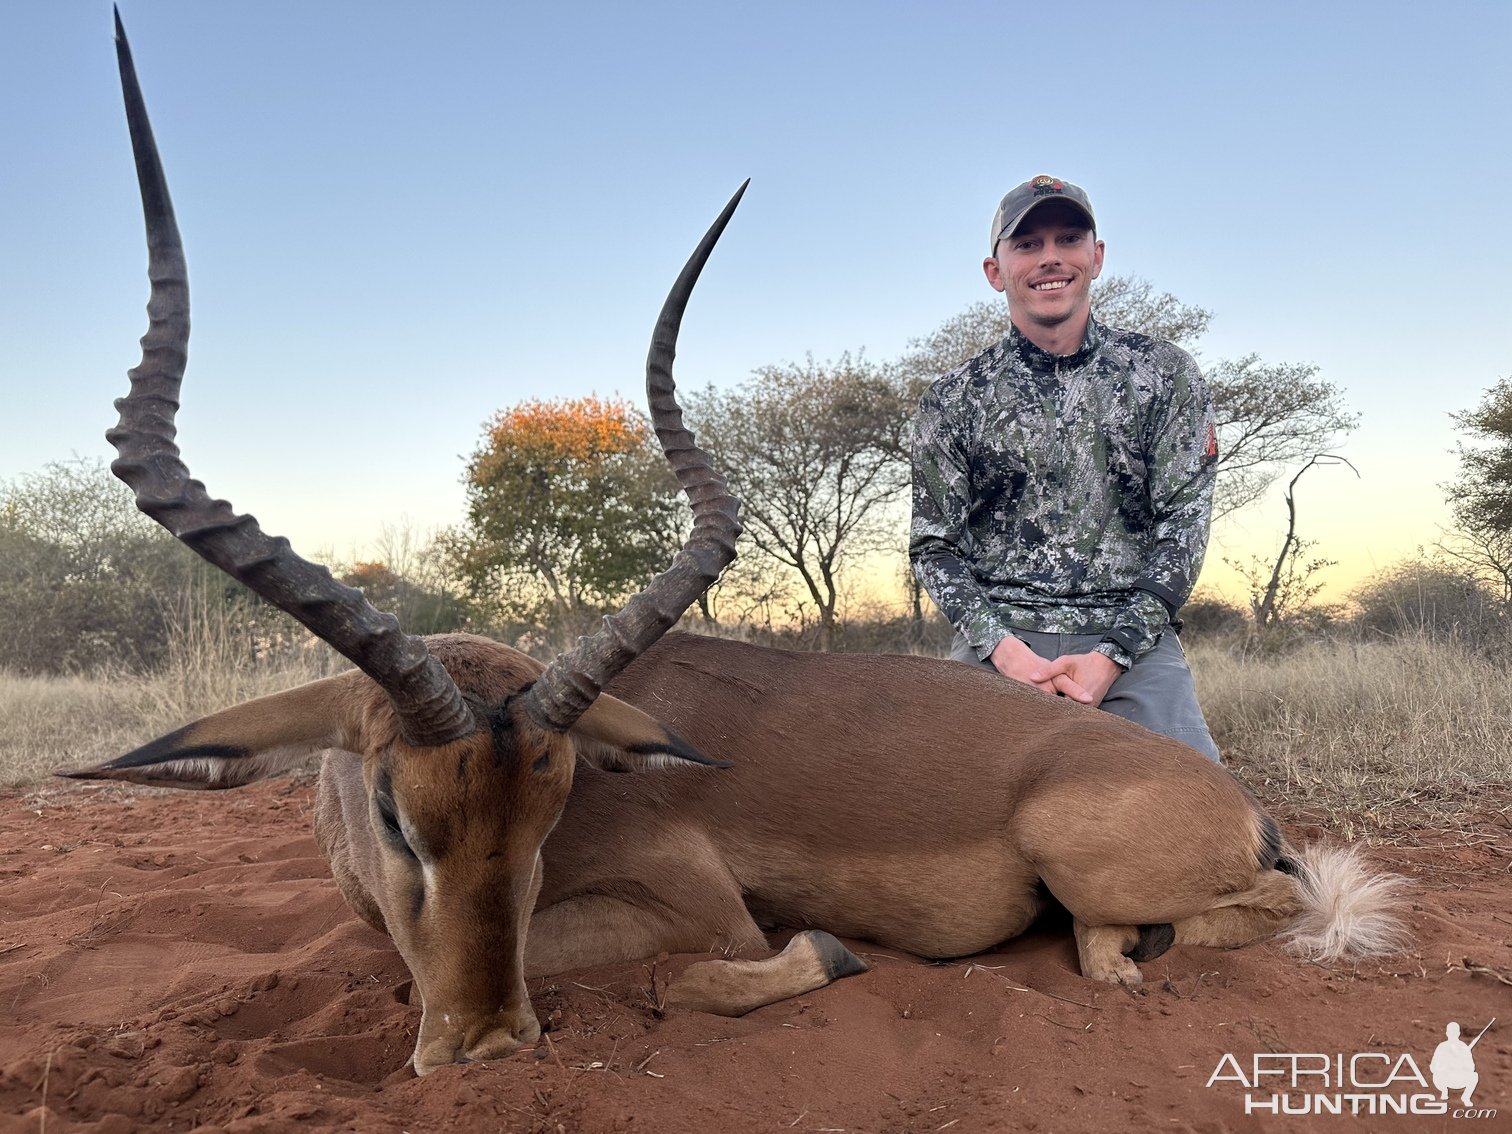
[
  {"x1": 948, "y1": 633, "x2": 992, "y2": 667},
  {"x1": 1100, "y1": 636, "x2": 1220, "y2": 762}
]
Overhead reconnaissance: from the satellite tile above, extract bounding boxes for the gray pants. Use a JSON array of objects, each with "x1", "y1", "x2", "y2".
[{"x1": 950, "y1": 629, "x2": 1221, "y2": 763}]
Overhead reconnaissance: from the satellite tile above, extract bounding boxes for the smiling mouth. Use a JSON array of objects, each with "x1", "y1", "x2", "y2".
[{"x1": 1031, "y1": 280, "x2": 1070, "y2": 292}]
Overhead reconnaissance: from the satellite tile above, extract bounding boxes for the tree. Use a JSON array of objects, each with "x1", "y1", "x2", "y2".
[
  {"x1": 1228, "y1": 536, "x2": 1336, "y2": 634},
  {"x1": 450, "y1": 396, "x2": 684, "y2": 635},
  {"x1": 1435, "y1": 524, "x2": 1512, "y2": 606},
  {"x1": 1204, "y1": 356, "x2": 1358, "y2": 519},
  {"x1": 1443, "y1": 376, "x2": 1512, "y2": 600},
  {"x1": 894, "y1": 278, "x2": 1356, "y2": 521},
  {"x1": 1225, "y1": 455, "x2": 1356, "y2": 632},
  {"x1": 687, "y1": 356, "x2": 913, "y2": 650},
  {"x1": 341, "y1": 559, "x2": 467, "y2": 636},
  {"x1": 340, "y1": 520, "x2": 472, "y2": 634},
  {"x1": 895, "y1": 274, "x2": 1213, "y2": 396}
]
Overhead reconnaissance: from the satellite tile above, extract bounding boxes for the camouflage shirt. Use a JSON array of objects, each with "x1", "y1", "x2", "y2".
[{"x1": 909, "y1": 316, "x2": 1217, "y2": 666}]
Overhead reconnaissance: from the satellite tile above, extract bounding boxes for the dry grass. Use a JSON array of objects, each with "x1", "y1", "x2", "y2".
[
  {"x1": 0, "y1": 605, "x2": 339, "y2": 787},
  {"x1": 0, "y1": 662, "x2": 334, "y2": 786},
  {"x1": 6, "y1": 630, "x2": 1511, "y2": 824},
  {"x1": 1192, "y1": 635, "x2": 1512, "y2": 829},
  {"x1": 1, "y1": 674, "x2": 134, "y2": 786}
]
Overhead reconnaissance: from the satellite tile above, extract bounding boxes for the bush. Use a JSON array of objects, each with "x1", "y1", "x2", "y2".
[
  {"x1": 0, "y1": 459, "x2": 392, "y2": 677},
  {"x1": 1349, "y1": 560, "x2": 1507, "y2": 644},
  {"x1": 0, "y1": 460, "x2": 200, "y2": 673},
  {"x1": 1175, "y1": 591, "x2": 1248, "y2": 640},
  {"x1": 341, "y1": 561, "x2": 468, "y2": 637}
]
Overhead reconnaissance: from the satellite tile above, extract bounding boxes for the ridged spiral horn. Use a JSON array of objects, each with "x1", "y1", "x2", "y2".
[
  {"x1": 523, "y1": 186, "x2": 746, "y2": 732},
  {"x1": 107, "y1": 9, "x2": 474, "y2": 748}
]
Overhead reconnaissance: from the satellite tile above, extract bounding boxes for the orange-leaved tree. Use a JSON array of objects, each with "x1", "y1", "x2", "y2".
[{"x1": 451, "y1": 396, "x2": 683, "y2": 634}]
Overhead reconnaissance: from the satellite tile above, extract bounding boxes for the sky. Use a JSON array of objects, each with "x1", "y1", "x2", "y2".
[{"x1": 3, "y1": 1, "x2": 1509, "y2": 608}]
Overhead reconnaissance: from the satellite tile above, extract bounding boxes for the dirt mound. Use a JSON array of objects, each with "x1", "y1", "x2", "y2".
[{"x1": 1, "y1": 779, "x2": 1507, "y2": 1132}]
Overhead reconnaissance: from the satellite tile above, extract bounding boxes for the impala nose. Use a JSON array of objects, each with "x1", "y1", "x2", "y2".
[
  {"x1": 465, "y1": 1010, "x2": 542, "y2": 1063},
  {"x1": 412, "y1": 1003, "x2": 542, "y2": 1075}
]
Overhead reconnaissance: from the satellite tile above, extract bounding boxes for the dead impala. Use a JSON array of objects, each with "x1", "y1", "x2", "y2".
[{"x1": 71, "y1": 13, "x2": 1406, "y2": 1077}]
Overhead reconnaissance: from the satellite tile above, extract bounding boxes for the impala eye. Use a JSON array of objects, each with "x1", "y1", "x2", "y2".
[{"x1": 376, "y1": 794, "x2": 416, "y2": 858}]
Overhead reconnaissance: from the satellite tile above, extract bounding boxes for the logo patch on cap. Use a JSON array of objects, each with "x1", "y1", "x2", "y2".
[{"x1": 1030, "y1": 175, "x2": 1065, "y2": 196}]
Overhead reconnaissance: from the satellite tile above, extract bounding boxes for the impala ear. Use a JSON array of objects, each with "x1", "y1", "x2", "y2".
[
  {"x1": 59, "y1": 673, "x2": 364, "y2": 790},
  {"x1": 569, "y1": 691, "x2": 730, "y2": 773}
]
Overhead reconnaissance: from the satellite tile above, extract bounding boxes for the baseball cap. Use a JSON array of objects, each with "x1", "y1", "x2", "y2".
[{"x1": 990, "y1": 175, "x2": 1096, "y2": 252}]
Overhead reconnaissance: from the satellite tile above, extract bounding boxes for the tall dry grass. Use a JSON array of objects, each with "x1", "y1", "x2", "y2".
[
  {"x1": 6, "y1": 624, "x2": 1511, "y2": 825},
  {"x1": 1192, "y1": 635, "x2": 1512, "y2": 827},
  {"x1": 1, "y1": 599, "x2": 340, "y2": 787}
]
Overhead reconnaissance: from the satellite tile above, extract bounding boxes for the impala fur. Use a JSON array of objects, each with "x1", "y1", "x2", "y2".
[{"x1": 70, "y1": 13, "x2": 1407, "y2": 1078}]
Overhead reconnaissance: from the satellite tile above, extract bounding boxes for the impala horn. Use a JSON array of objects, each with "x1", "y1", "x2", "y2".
[
  {"x1": 524, "y1": 186, "x2": 746, "y2": 732},
  {"x1": 109, "y1": 9, "x2": 741, "y2": 744},
  {"x1": 108, "y1": 10, "x2": 473, "y2": 747}
]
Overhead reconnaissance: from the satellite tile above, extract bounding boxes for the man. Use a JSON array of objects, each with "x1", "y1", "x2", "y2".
[{"x1": 909, "y1": 175, "x2": 1221, "y2": 761}]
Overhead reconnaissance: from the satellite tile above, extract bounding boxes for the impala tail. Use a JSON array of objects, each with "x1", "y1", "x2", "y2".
[{"x1": 1279, "y1": 843, "x2": 1411, "y2": 963}]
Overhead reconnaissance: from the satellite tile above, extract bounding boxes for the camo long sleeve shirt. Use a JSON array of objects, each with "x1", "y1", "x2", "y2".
[{"x1": 909, "y1": 317, "x2": 1217, "y2": 666}]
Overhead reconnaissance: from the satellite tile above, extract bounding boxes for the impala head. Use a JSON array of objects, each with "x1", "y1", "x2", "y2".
[
  {"x1": 340, "y1": 634, "x2": 726, "y2": 1072},
  {"x1": 68, "y1": 11, "x2": 742, "y2": 1075}
]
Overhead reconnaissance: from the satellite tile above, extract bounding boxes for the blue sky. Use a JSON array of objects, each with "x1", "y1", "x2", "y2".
[{"x1": 3, "y1": 2, "x2": 1508, "y2": 601}]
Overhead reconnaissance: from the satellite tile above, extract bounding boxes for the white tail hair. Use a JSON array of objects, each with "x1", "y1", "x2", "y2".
[{"x1": 1281, "y1": 843, "x2": 1411, "y2": 963}]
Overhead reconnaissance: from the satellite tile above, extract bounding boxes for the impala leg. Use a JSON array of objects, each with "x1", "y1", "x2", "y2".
[
  {"x1": 1072, "y1": 919, "x2": 1144, "y2": 985},
  {"x1": 524, "y1": 893, "x2": 768, "y2": 976},
  {"x1": 1171, "y1": 870, "x2": 1302, "y2": 948},
  {"x1": 665, "y1": 930, "x2": 868, "y2": 1017},
  {"x1": 525, "y1": 893, "x2": 867, "y2": 1017}
]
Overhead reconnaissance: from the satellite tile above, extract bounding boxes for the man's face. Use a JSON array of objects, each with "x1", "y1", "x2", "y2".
[{"x1": 983, "y1": 201, "x2": 1104, "y2": 331}]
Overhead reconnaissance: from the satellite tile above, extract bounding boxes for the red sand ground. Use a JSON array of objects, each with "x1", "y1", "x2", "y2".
[{"x1": 0, "y1": 777, "x2": 1507, "y2": 1134}]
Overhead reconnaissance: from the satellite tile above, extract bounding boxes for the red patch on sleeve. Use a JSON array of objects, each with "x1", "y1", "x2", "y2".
[{"x1": 1204, "y1": 423, "x2": 1218, "y2": 459}]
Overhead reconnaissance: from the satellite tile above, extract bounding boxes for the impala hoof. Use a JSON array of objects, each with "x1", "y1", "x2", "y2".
[{"x1": 798, "y1": 929, "x2": 868, "y2": 981}]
